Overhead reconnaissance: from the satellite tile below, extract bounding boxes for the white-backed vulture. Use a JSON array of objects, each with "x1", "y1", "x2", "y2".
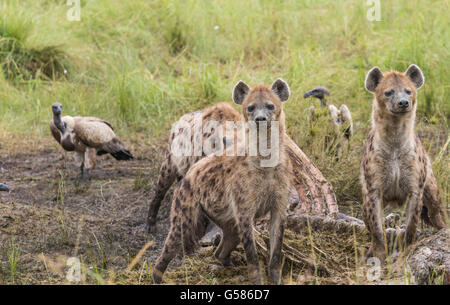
[
  {"x1": 304, "y1": 86, "x2": 353, "y2": 160},
  {"x1": 0, "y1": 183, "x2": 9, "y2": 192},
  {"x1": 50, "y1": 102, "x2": 133, "y2": 180}
]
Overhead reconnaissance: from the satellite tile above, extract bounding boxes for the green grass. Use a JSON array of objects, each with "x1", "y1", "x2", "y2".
[
  {"x1": 0, "y1": 0, "x2": 447, "y2": 138},
  {"x1": 0, "y1": 0, "x2": 448, "y2": 284},
  {"x1": 8, "y1": 242, "x2": 21, "y2": 284},
  {"x1": 0, "y1": 3, "x2": 70, "y2": 80}
]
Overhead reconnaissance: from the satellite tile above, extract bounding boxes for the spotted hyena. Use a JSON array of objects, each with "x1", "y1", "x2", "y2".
[
  {"x1": 361, "y1": 64, "x2": 447, "y2": 262},
  {"x1": 152, "y1": 79, "x2": 292, "y2": 284},
  {"x1": 146, "y1": 102, "x2": 242, "y2": 232}
]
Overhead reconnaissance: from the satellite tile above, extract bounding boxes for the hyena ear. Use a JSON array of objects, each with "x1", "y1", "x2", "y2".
[
  {"x1": 232, "y1": 80, "x2": 250, "y2": 105},
  {"x1": 364, "y1": 67, "x2": 383, "y2": 93},
  {"x1": 405, "y1": 64, "x2": 425, "y2": 89},
  {"x1": 271, "y1": 78, "x2": 290, "y2": 102}
]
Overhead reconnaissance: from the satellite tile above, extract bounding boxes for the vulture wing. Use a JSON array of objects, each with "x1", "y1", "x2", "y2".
[
  {"x1": 82, "y1": 117, "x2": 115, "y2": 130},
  {"x1": 50, "y1": 116, "x2": 77, "y2": 151},
  {"x1": 73, "y1": 117, "x2": 116, "y2": 149},
  {"x1": 73, "y1": 117, "x2": 133, "y2": 160},
  {"x1": 49, "y1": 121, "x2": 61, "y2": 143}
]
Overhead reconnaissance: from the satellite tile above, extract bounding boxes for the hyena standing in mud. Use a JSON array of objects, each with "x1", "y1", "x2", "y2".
[
  {"x1": 361, "y1": 64, "x2": 447, "y2": 262},
  {"x1": 153, "y1": 79, "x2": 292, "y2": 284},
  {"x1": 146, "y1": 102, "x2": 242, "y2": 232}
]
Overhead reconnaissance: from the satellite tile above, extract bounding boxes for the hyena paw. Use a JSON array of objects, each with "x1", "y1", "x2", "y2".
[
  {"x1": 364, "y1": 245, "x2": 386, "y2": 265},
  {"x1": 146, "y1": 219, "x2": 158, "y2": 233},
  {"x1": 216, "y1": 255, "x2": 233, "y2": 267},
  {"x1": 152, "y1": 271, "x2": 163, "y2": 284}
]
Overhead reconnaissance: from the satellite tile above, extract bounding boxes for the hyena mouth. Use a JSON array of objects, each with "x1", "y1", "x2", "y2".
[
  {"x1": 255, "y1": 121, "x2": 274, "y2": 130},
  {"x1": 391, "y1": 109, "x2": 411, "y2": 115}
]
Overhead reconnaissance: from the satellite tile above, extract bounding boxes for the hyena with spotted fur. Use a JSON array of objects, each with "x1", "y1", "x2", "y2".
[
  {"x1": 153, "y1": 79, "x2": 292, "y2": 284},
  {"x1": 146, "y1": 102, "x2": 242, "y2": 232},
  {"x1": 361, "y1": 64, "x2": 447, "y2": 262}
]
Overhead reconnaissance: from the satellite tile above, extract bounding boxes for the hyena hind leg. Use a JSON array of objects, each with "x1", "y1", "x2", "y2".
[
  {"x1": 153, "y1": 196, "x2": 200, "y2": 283},
  {"x1": 423, "y1": 177, "x2": 447, "y2": 229},
  {"x1": 147, "y1": 152, "x2": 180, "y2": 232},
  {"x1": 152, "y1": 226, "x2": 182, "y2": 283}
]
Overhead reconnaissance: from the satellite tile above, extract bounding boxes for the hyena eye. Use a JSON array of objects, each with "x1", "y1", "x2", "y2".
[
  {"x1": 247, "y1": 105, "x2": 255, "y2": 112},
  {"x1": 405, "y1": 89, "x2": 412, "y2": 95},
  {"x1": 384, "y1": 90, "x2": 394, "y2": 97},
  {"x1": 266, "y1": 104, "x2": 274, "y2": 110}
]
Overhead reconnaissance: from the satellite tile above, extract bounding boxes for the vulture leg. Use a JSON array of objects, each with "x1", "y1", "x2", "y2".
[
  {"x1": 80, "y1": 165, "x2": 89, "y2": 181},
  {"x1": 80, "y1": 148, "x2": 96, "y2": 181},
  {"x1": 72, "y1": 151, "x2": 85, "y2": 181}
]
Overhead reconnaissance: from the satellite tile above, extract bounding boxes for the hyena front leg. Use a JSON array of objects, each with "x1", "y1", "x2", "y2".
[
  {"x1": 362, "y1": 188, "x2": 386, "y2": 263},
  {"x1": 147, "y1": 152, "x2": 179, "y2": 232},
  {"x1": 268, "y1": 207, "x2": 285, "y2": 284},
  {"x1": 403, "y1": 191, "x2": 424, "y2": 248},
  {"x1": 236, "y1": 211, "x2": 262, "y2": 284}
]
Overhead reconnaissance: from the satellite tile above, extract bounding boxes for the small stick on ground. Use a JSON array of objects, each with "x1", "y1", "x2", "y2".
[{"x1": 253, "y1": 228, "x2": 330, "y2": 276}]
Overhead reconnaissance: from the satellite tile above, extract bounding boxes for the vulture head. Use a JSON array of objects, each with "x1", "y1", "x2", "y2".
[
  {"x1": 304, "y1": 86, "x2": 330, "y2": 107},
  {"x1": 52, "y1": 102, "x2": 63, "y2": 116},
  {"x1": 0, "y1": 183, "x2": 9, "y2": 192},
  {"x1": 52, "y1": 102, "x2": 66, "y2": 133}
]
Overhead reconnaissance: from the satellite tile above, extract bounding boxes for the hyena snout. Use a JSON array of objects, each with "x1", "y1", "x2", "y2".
[
  {"x1": 398, "y1": 99, "x2": 409, "y2": 109},
  {"x1": 254, "y1": 114, "x2": 267, "y2": 122},
  {"x1": 393, "y1": 91, "x2": 412, "y2": 111},
  {"x1": 249, "y1": 106, "x2": 274, "y2": 122},
  {"x1": 389, "y1": 92, "x2": 412, "y2": 114}
]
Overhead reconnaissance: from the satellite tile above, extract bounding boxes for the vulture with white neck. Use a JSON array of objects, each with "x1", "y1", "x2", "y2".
[{"x1": 49, "y1": 102, "x2": 133, "y2": 180}]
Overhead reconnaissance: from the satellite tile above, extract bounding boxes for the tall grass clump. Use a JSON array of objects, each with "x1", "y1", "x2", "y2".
[
  {"x1": 0, "y1": 5, "x2": 70, "y2": 80},
  {"x1": 8, "y1": 242, "x2": 21, "y2": 284}
]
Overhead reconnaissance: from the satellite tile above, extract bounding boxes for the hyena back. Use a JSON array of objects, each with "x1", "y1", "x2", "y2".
[
  {"x1": 153, "y1": 79, "x2": 292, "y2": 284},
  {"x1": 361, "y1": 64, "x2": 447, "y2": 262},
  {"x1": 146, "y1": 102, "x2": 242, "y2": 231}
]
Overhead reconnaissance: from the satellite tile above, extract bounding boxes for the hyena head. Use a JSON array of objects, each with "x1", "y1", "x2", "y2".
[
  {"x1": 232, "y1": 78, "x2": 290, "y2": 126},
  {"x1": 365, "y1": 64, "x2": 425, "y2": 117}
]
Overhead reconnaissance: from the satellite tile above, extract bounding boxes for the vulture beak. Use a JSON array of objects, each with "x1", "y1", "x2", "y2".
[{"x1": 304, "y1": 86, "x2": 330, "y2": 107}]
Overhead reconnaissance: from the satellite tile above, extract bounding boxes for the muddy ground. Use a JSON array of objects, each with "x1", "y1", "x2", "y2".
[
  {"x1": 0, "y1": 131, "x2": 447, "y2": 285},
  {"x1": 0, "y1": 136, "x2": 173, "y2": 284}
]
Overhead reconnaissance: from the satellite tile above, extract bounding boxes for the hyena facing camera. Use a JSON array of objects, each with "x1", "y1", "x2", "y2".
[
  {"x1": 152, "y1": 79, "x2": 292, "y2": 284},
  {"x1": 361, "y1": 64, "x2": 447, "y2": 262}
]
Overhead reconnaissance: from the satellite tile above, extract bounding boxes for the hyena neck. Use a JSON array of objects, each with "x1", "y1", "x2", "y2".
[
  {"x1": 373, "y1": 103, "x2": 416, "y2": 148},
  {"x1": 53, "y1": 114, "x2": 66, "y2": 133},
  {"x1": 246, "y1": 120, "x2": 285, "y2": 168}
]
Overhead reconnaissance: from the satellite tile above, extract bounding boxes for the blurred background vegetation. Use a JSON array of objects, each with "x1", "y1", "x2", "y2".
[{"x1": 0, "y1": 0, "x2": 448, "y2": 215}]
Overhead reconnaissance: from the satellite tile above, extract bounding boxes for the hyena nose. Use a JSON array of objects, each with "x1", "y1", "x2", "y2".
[
  {"x1": 398, "y1": 100, "x2": 409, "y2": 108},
  {"x1": 255, "y1": 116, "x2": 267, "y2": 122}
]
